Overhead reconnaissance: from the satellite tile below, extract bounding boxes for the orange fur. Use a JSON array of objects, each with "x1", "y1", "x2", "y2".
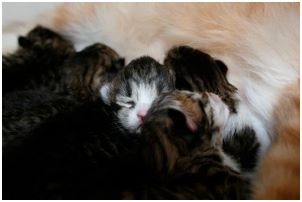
[{"x1": 253, "y1": 80, "x2": 300, "y2": 199}]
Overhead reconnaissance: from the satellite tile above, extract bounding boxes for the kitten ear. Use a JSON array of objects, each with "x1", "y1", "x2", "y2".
[
  {"x1": 167, "y1": 109, "x2": 197, "y2": 133},
  {"x1": 18, "y1": 36, "x2": 32, "y2": 48},
  {"x1": 99, "y1": 83, "x2": 111, "y2": 105},
  {"x1": 215, "y1": 59, "x2": 228, "y2": 76}
]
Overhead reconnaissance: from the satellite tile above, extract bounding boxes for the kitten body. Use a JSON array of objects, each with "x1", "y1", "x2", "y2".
[
  {"x1": 164, "y1": 46, "x2": 260, "y2": 173},
  {"x1": 3, "y1": 26, "x2": 124, "y2": 102},
  {"x1": 135, "y1": 90, "x2": 250, "y2": 199},
  {"x1": 3, "y1": 90, "x2": 249, "y2": 199},
  {"x1": 2, "y1": 26, "x2": 125, "y2": 146}
]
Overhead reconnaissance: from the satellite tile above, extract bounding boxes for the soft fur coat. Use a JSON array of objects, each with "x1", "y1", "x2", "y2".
[{"x1": 3, "y1": 3, "x2": 299, "y2": 199}]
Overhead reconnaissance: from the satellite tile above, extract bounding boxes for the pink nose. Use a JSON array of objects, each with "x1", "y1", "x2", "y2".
[{"x1": 137, "y1": 110, "x2": 147, "y2": 123}]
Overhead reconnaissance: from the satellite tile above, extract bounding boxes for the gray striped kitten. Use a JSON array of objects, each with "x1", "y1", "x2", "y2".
[{"x1": 100, "y1": 56, "x2": 175, "y2": 134}]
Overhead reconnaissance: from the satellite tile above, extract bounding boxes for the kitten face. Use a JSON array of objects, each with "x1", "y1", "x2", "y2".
[
  {"x1": 142, "y1": 90, "x2": 230, "y2": 174},
  {"x1": 101, "y1": 56, "x2": 175, "y2": 133}
]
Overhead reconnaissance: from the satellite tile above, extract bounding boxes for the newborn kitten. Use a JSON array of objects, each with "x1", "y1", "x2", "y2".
[
  {"x1": 3, "y1": 26, "x2": 75, "y2": 94},
  {"x1": 3, "y1": 100, "x2": 142, "y2": 199},
  {"x1": 3, "y1": 25, "x2": 124, "y2": 101},
  {"x1": 100, "y1": 56, "x2": 175, "y2": 133},
  {"x1": 164, "y1": 45, "x2": 237, "y2": 112},
  {"x1": 164, "y1": 46, "x2": 260, "y2": 173},
  {"x1": 3, "y1": 26, "x2": 125, "y2": 146},
  {"x1": 118, "y1": 90, "x2": 250, "y2": 199}
]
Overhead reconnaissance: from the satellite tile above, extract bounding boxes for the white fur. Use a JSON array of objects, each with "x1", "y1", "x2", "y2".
[
  {"x1": 207, "y1": 93, "x2": 230, "y2": 129},
  {"x1": 99, "y1": 83, "x2": 111, "y2": 104},
  {"x1": 117, "y1": 81, "x2": 159, "y2": 133},
  {"x1": 3, "y1": 3, "x2": 299, "y2": 153},
  {"x1": 220, "y1": 151, "x2": 241, "y2": 173}
]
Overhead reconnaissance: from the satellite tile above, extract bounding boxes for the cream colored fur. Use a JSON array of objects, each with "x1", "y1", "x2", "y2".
[{"x1": 2, "y1": 3, "x2": 299, "y2": 155}]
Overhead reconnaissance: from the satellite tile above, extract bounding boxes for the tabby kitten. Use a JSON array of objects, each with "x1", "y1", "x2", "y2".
[
  {"x1": 100, "y1": 56, "x2": 175, "y2": 133},
  {"x1": 3, "y1": 26, "x2": 75, "y2": 94},
  {"x1": 3, "y1": 26, "x2": 125, "y2": 102},
  {"x1": 164, "y1": 46, "x2": 260, "y2": 173},
  {"x1": 3, "y1": 26, "x2": 125, "y2": 145},
  {"x1": 3, "y1": 90, "x2": 250, "y2": 199},
  {"x1": 118, "y1": 90, "x2": 250, "y2": 199},
  {"x1": 3, "y1": 100, "x2": 141, "y2": 199}
]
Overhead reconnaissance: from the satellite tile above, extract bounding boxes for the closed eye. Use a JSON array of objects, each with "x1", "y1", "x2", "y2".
[{"x1": 116, "y1": 96, "x2": 136, "y2": 108}]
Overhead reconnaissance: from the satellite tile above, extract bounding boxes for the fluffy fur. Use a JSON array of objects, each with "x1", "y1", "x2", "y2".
[
  {"x1": 3, "y1": 3, "x2": 299, "y2": 153},
  {"x1": 252, "y1": 80, "x2": 300, "y2": 199},
  {"x1": 3, "y1": 3, "x2": 299, "y2": 199}
]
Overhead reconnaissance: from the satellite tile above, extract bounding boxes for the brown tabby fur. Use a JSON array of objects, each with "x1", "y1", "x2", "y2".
[{"x1": 125, "y1": 90, "x2": 251, "y2": 199}]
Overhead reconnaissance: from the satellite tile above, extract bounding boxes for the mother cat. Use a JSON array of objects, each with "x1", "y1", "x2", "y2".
[{"x1": 3, "y1": 3, "x2": 299, "y2": 199}]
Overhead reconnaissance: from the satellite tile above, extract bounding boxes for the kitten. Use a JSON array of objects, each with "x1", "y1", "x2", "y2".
[
  {"x1": 2, "y1": 90, "x2": 80, "y2": 147},
  {"x1": 3, "y1": 26, "x2": 125, "y2": 146},
  {"x1": 3, "y1": 26, "x2": 75, "y2": 94},
  {"x1": 100, "y1": 56, "x2": 175, "y2": 134},
  {"x1": 164, "y1": 46, "x2": 260, "y2": 173},
  {"x1": 3, "y1": 90, "x2": 250, "y2": 199},
  {"x1": 3, "y1": 3, "x2": 299, "y2": 158},
  {"x1": 2, "y1": 100, "x2": 141, "y2": 199},
  {"x1": 119, "y1": 90, "x2": 250, "y2": 199},
  {"x1": 3, "y1": 26, "x2": 124, "y2": 102}
]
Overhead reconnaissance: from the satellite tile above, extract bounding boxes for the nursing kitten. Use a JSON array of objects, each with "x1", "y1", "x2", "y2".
[
  {"x1": 3, "y1": 100, "x2": 141, "y2": 199},
  {"x1": 3, "y1": 3, "x2": 299, "y2": 159},
  {"x1": 100, "y1": 56, "x2": 175, "y2": 133},
  {"x1": 164, "y1": 45, "x2": 237, "y2": 112},
  {"x1": 120, "y1": 90, "x2": 250, "y2": 199},
  {"x1": 3, "y1": 26, "x2": 125, "y2": 146},
  {"x1": 3, "y1": 26, "x2": 124, "y2": 101},
  {"x1": 3, "y1": 26, "x2": 75, "y2": 94},
  {"x1": 2, "y1": 90, "x2": 81, "y2": 147},
  {"x1": 3, "y1": 90, "x2": 250, "y2": 199},
  {"x1": 164, "y1": 46, "x2": 260, "y2": 173}
]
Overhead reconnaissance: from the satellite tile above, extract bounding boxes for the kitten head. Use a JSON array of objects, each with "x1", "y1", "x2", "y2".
[
  {"x1": 141, "y1": 90, "x2": 230, "y2": 174},
  {"x1": 18, "y1": 25, "x2": 74, "y2": 56},
  {"x1": 164, "y1": 46, "x2": 238, "y2": 112},
  {"x1": 64, "y1": 43, "x2": 124, "y2": 101},
  {"x1": 100, "y1": 56, "x2": 175, "y2": 134}
]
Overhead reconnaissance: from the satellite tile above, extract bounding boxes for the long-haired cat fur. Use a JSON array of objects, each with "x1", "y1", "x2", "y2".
[
  {"x1": 252, "y1": 80, "x2": 300, "y2": 199},
  {"x1": 4, "y1": 3, "x2": 298, "y2": 157}
]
